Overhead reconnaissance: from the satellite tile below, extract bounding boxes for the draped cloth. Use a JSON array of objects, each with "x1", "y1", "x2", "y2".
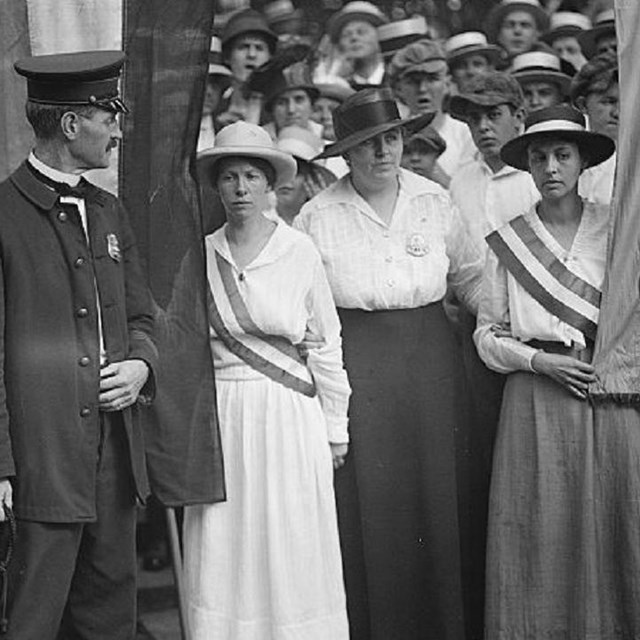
[
  {"x1": 122, "y1": 1, "x2": 225, "y2": 506},
  {"x1": 589, "y1": 0, "x2": 640, "y2": 401}
]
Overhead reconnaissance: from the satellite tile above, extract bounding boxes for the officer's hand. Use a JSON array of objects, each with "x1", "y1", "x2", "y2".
[
  {"x1": 99, "y1": 359, "x2": 149, "y2": 411},
  {"x1": 0, "y1": 479, "x2": 12, "y2": 522}
]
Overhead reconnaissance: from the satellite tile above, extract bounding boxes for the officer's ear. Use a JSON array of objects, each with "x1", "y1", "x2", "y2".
[{"x1": 60, "y1": 111, "x2": 82, "y2": 141}]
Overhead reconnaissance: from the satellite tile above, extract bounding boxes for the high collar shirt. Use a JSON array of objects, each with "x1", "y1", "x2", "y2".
[
  {"x1": 474, "y1": 201, "x2": 610, "y2": 374},
  {"x1": 579, "y1": 151, "x2": 616, "y2": 205},
  {"x1": 350, "y1": 60, "x2": 385, "y2": 86},
  {"x1": 450, "y1": 153, "x2": 540, "y2": 258},
  {"x1": 294, "y1": 168, "x2": 483, "y2": 312},
  {"x1": 432, "y1": 113, "x2": 476, "y2": 178}
]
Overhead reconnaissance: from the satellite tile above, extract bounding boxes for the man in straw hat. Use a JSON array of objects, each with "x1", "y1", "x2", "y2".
[
  {"x1": 484, "y1": 0, "x2": 550, "y2": 60},
  {"x1": 541, "y1": 11, "x2": 592, "y2": 71},
  {"x1": 571, "y1": 51, "x2": 618, "y2": 204},
  {"x1": 0, "y1": 50, "x2": 157, "y2": 639},
  {"x1": 445, "y1": 31, "x2": 503, "y2": 93},
  {"x1": 388, "y1": 38, "x2": 476, "y2": 186},
  {"x1": 511, "y1": 50, "x2": 573, "y2": 112},
  {"x1": 578, "y1": 8, "x2": 616, "y2": 60}
]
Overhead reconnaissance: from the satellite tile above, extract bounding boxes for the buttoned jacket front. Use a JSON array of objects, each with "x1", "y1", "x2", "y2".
[{"x1": 0, "y1": 163, "x2": 157, "y2": 522}]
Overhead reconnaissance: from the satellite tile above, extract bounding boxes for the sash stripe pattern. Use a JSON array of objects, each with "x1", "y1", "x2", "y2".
[
  {"x1": 207, "y1": 251, "x2": 316, "y2": 398},
  {"x1": 486, "y1": 215, "x2": 600, "y2": 341}
]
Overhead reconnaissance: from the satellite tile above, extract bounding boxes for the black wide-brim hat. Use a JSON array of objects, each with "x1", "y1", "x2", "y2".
[
  {"x1": 500, "y1": 104, "x2": 615, "y2": 171},
  {"x1": 577, "y1": 15, "x2": 616, "y2": 59},
  {"x1": 316, "y1": 87, "x2": 435, "y2": 159}
]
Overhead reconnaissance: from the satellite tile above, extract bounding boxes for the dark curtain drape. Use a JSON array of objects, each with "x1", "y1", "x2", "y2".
[{"x1": 122, "y1": 0, "x2": 226, "y2": 506}]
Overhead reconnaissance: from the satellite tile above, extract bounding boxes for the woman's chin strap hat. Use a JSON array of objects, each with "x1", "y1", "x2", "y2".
[
  {"x1": 198, "y1": 121, "x2": 297, "y2": 187},
  {"x1": 14, "y1": 50, "x2": 128, "y2": 113},
  {"x1": 500, "y1": 103, "x2": 615, "y2": 171},
  {"x1": 316, "y1": 87, "x2": 435, "y2": 159}
]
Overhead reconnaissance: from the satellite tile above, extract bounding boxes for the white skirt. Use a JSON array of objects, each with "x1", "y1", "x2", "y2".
[{"x1": 183, "y1": 375, "x2": 349, "y2": 640}]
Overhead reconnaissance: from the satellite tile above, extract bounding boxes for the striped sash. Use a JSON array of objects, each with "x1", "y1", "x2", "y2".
[
  {"x1": 486, "y1": 215, "x2": 601, "y2": 341},
  {"x1": 207, "y1": 250, "x2": 316, "y2": 397}
]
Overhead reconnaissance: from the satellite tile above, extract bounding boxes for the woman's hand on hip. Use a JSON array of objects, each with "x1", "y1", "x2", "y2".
[{"x1": 531, "y1": 351, "x2": 596, "y2": 400}]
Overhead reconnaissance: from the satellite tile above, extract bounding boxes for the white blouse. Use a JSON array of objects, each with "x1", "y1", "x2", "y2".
[
  {"x1": 474, "y1": 202, "x2": 610, "y2": 374},
  {"x1": 579, "y1": 151, "x2": 616, "y2": 205},
  {"x1": 294, "y1": 169, "x2": 483, "y2": 312},
  {"x1": 206, "y1": 219, "x2": 351, "y2": 443}
]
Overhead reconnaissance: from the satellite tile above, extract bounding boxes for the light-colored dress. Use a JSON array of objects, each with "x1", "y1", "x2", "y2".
[
  {"x1": 475, "y1": 201, "x2": 611, "y2": 639},
  {"x1": 183, "y1": 219, "x2": 350, "y2": 640}
]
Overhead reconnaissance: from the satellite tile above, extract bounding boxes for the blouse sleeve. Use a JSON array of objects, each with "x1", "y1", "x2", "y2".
[
  {"x1": 304, "y1": 250, "x2": 352, "y2": 444},
  {"x1": 445, "y1": 200, "x2": 484, "y2": 314},
  {"x1": 473, "y1": 248, "x2": 539, "y2": 374}
]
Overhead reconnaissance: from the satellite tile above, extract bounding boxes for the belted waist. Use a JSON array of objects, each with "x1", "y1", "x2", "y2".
[{"x1": 527, "y1": 339, "x2": 594, "y2": 362}]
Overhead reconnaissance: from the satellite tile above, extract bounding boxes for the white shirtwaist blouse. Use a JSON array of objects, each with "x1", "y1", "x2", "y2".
[
  {"x1": 474, "y1": 201, "x2": 610, "y2": 374},
  {"x1": 579, "y1": 151, "x2": 616, "y2": 205},
  {"x1": 450, "y1": 153, "x2": 540, "y2": 258},
  {"x1": 294, "y1": 168, "x2": 483, "y2": 312}
]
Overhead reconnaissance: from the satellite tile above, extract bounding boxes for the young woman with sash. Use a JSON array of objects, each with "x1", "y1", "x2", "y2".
[
  {"x1": 295, "y1": 88, "x2": 484, "y2": 640},
  {"x1": 474, "y1": 105, "x2": 616, "y2": 638},
  {"x1": 183, "y1": 122, "x2": 351, "y2": 639}
]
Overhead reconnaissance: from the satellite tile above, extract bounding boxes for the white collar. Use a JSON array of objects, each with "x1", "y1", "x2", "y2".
[{"x1": 28, "y1": 151, "x2": 81, "y2": 187}]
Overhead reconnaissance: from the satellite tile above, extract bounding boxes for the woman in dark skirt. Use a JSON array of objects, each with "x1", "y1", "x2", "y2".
[
  {"x1": 294, "y1": 87, "x2": 483, "y2": 640},
  {"x1": 474, "y1": 105, "x2": 616, "y2": 638}
]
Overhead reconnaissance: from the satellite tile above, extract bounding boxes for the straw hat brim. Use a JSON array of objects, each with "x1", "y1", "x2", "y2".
[
  {"x1": 447, "y1": 44, "x2": 504, "y2": 68},
  {"x1": 316, "y1": 111, "x2": 436, "y2": 159},
  {"x1": 500, "y1": 128, "x2": 615, "y2": 171},
  {"x1": 513, "y1": 69, "x2": 572, "y2": 94},
  {"x1": 577, "y1": 23, "x2": 616, "y2": 59},
  {"x1": 539, "y1": 25, "x2": 583, "y2": 44},
  {"x1": 327, "y1": 10, "x2": 387, "y2": 42},
  {"x1": 484, "y1": 2, "x2": 550, "y2": 42},
  {"x1": 197, "y1": 145, "x2": 297, "y2": 187}
]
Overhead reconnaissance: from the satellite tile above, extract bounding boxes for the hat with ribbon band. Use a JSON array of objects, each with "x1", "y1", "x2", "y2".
[
  {"x1": 577, "y1": 9, "x2": 616, "y2": 59},
  {"x1": 540, "y1": 11, "x2": 592, "y2": 45},
  {"x1": 198, "y1": 121, "x2": 297, "y2": 187},
  {"x1": 500, "y1": 103, "x2": 615, "y2": 171},
  {"x1": 316, "y1": 87, "x2": 435, "y2": 159},
  {"x1": 445, "y1": 31, "x2": 503, "y2": 68},
  {"x1": 511, "y1": 51, "x2": 573, "y2": 93}
]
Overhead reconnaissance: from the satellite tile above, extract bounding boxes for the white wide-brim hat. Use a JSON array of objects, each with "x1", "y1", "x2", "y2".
[{"x1": 198, "y1": 122, "x2": 297, "y2": 187}]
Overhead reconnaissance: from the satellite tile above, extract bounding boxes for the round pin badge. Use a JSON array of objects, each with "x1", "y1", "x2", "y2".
[{"x1": 405, "y1": 232, "x2": 429, "y2": 257}]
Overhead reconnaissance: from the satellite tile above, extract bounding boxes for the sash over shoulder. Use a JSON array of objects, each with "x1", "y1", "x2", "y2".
[
  {"x1": 486, "y1": 214, "x2": 601, "y2": 342},
  {"x1": 207, "y1": 250, "x2": 317, "y2": 397}
]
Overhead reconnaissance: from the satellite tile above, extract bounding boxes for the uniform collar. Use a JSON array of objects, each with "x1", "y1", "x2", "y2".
[{"x1": 28, "y1": 152, "x2": 82, "y2": 187}]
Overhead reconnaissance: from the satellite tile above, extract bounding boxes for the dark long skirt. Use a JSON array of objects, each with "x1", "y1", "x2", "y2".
[{"x1": 336, "y1": 303, "x2": 466, "y2": 640}]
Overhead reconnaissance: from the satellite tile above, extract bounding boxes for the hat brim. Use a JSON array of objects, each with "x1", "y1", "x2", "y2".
[
  {"x1": 264, "y1": 85, "x2": 320, "y2": 110},
  {"x1": 447, "y1": 44, "x2": 504, "y2": 68},
  {"x1": 448, "y1": 93, "x2": 520, "y2": 120},
  {"x1": 315, "y1": 111, "x2": 436, "y2": 159},
  {"x1": 513, "y1": 69, "x2": 572, "y2": 94},
  {"x1": 539, "y1": 25, "x2": 583, "y2": 45},
  {"x1": 197, "y1": 145, "x2": 297, "y2": 187},
  {"x1": 500, "y1": 128, "x2": 615, "y2": 171},
  {"x1": 577, "y1": 23, "x2": 616, "y2": 59},
  {"x1": 208, "y1": 63, "x2": 233, "y2": 77},
  {"x1": 484, "y1": 3, "x2": 550, "y2": 42},
  {"x1": 328, "y1": 11, "x2": 387, "y2": 42}
]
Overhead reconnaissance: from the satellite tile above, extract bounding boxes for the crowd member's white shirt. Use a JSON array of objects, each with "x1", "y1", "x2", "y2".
[
  {"x1": 432, "y1": 113, "x2": 476, "y2": 178},
  {"x1": 450, "y1": 152, "x2": 540, "y2": 258},
  {"x1": 579, "y1": 152, "x2": 616, "y2": 205},
  {"x1": 474, "y1": 202, "x2": 609, "y2": 374},
  {"x1": 294, "y1": 168, "x2": 482, "y2": 312}
]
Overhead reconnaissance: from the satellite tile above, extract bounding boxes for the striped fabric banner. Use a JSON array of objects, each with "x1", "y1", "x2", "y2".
[
  {"x1": 486, "y1": 215, "x2": 601, "y2": 341},
  {"x1": 207, "y1": 251, "x2": 317, "y2": 398}
]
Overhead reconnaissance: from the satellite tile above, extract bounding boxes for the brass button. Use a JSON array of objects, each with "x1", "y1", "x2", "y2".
[
  {"x1": 58, "y1": 211, "x2": 68, "y2": 222},
  {"x1": 79, "y1": 356, "x2": 90, "y2": 367},
  {"x1": 80, "y1": 406, "x2": 91, "y2": 417},
  {"x1": 76, "y1": 307, "x2": 88, "y2": 318}
]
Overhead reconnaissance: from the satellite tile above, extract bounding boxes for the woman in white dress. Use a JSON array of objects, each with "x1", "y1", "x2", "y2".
[{"x1": 183, "y1": 121, "x2": 351, "y2": 640}]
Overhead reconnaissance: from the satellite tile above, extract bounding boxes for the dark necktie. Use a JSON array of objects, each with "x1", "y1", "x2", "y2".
[{"x1": 27, "y1": 162, "x2": 90, "y2": 199}]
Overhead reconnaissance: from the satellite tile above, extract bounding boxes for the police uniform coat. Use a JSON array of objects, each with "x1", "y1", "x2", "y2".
[{"x1": 0, "y1": 162, "x2": 157, "y2": 523}]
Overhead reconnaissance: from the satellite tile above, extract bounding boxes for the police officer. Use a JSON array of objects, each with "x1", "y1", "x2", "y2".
[{"x1": 0, "y1": 50, "x2": 157, "y2": 639}]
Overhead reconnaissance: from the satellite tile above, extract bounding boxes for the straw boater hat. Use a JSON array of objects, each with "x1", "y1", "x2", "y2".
[
  {"x1": 276, "y1": 125, "x2": 324, "y2": 161},
  {"x1": 377, "y1": 16, "x2": 429, "y2": 60},
  {"x1": 577, "y1": 9, "x2": 616, "y2": 59},
  {"x1": 198, "y1": 121, "x2": 297, "y2": 186},
  {"x1": 500, "y1": 104, "x2": 615, "y2": 170},
  {"x1": 445, "y1": 31, "x2": 503, "y2": 69},
  {"x1": 511, "y1": 51, "x2": 573, "y2": 94},
  {"x1": 484, "y1": 0, "x2": 550, "y2": 43},
  {"x1": 220, "y1": 8, "x2": 278, "y2": 58},
  {"x1": 314, "y1": 75, "x2": 356, "y2": 103},
  {"x1": 263, "y1": 0, "x2": 304, "y2": 31},
  {"x1": 326, "y1": 1, "x2": 388, "y2": 43},
  {"x1": 540, "y1": 11, "x2": 592, "y2": 45},
  {"x1": 316, "y1": 87, "x2": 435, "y2": 159}
]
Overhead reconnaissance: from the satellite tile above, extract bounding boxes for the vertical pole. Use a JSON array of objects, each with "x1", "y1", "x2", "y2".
[{"x1": 165, "y1": 507, "x2": 191, "y2": 640}]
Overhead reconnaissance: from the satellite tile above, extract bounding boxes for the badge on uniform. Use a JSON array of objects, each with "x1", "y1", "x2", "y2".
[
  {"x1": 106, "y1": 233, "x2": 121, "y2": 262},
  {"x1": 405, "y1": 233, "x2": 429, "y2": 257}
]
